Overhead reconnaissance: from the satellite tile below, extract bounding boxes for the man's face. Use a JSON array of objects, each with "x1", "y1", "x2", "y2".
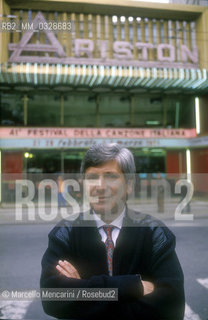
[{"x1": 85, "y1": 160, "x2": 132, "y2": 221}]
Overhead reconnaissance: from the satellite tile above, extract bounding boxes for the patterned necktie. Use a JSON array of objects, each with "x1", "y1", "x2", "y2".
[{"x1": 103, "y1": 225, "x2": 115, "y2": 276}]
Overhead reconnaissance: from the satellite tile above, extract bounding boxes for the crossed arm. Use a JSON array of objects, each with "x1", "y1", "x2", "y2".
[
  {"x1": 41, "y1": 225, "x2": 185, "y2": 320},
  {"x1": 56, "y1": 260, "x2": 154, "y2": 296}
]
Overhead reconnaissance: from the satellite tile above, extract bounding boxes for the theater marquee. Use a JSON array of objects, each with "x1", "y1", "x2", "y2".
[
  {"x1": 0, "y1": 128, "x2": 198, "y2": 149},
  {"x1": 8, "y1": 12, "x2": 199, "y2": 69},
  {"x1": 0, "y1": 128, "x2": 197, "y2": 139}
]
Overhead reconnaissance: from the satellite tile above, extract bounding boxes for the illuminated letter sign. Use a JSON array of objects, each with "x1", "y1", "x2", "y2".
[
  {"x1": 8, "y1": 12, "x2": 199, "y2": 68},
  {"x1": 157, "y1": 44, "x2": 175, "y2": 62},
  {"x1": 113, "y1": 41, "x2": 133, "y2": 59},
  {"x1": 135, "y1": 42, "x2": 154, "y2": 61},
  {"x1": 74, "y1": 39, "x2": 94, "y2": 58},
  {"x1": 181, "y1": 45, "x2": 198, "y2": 64}
]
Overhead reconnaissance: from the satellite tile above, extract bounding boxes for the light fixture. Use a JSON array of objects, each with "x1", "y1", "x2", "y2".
[
  {"x1": 186, "y1": 149, "x2": 191, "y2": 180},
  {"x1": 150, "y1": 149, "x2": 164, "y2": 153},
  {"x1": 112, "y1": 16, "x2": 117, "y2": 24},
  {"x1": 141, "y1": 148, "x2": 149, "y2": 152},
  {"x1": 0, "y1": 151, "x2": 1, "y2": 203},
  {"x1": 120, "y1": 16, "x2": 126, "y2": 23},
  {"x1": 24, "y1": 152, "x2": 33, "y2": 158},
  {"x1": 146, "y1": 120, "x2": 160, "y2": 125},
  {"x1": 195, "y1": 97, "x2": 200, "y2": 135}
]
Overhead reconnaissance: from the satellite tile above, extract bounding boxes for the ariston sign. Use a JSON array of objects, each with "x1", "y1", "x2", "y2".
[{"x1": 8, "y1": 12, "x2": 199, "y2": 69}]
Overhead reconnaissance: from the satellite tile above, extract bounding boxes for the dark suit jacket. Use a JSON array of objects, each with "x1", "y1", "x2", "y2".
[{"x1": 40, "y1": 208, "x2": 185, "y2": 320}]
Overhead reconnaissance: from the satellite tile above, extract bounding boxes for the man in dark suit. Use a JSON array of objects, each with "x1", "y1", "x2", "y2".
[{"x1": 40, "y1": 143, "x2": 185, "y2": 320}]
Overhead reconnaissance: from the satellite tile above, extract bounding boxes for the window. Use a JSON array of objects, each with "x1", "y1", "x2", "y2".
[
  {"x1": 0, "y1": 93, "x2": 24, "y2": 126},
  {"x1": 27, "y1": 94, "x2": 60, "y2": 126}
]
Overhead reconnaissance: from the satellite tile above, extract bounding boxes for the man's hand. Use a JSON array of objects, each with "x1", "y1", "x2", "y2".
[
  {"x1": 56, "y1": 260, "x2": 81, "y2": 279},
  {"x1": 141, "y1": 281, "x2": 154, "y2": 295},
  {"x1": 56, "y1": 261, "x2": 154, "y2": 295}
]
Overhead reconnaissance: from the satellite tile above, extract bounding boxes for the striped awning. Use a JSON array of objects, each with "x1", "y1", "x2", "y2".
[{"x1": 0, "y1": 62, "x2": 208, "y2": 91}]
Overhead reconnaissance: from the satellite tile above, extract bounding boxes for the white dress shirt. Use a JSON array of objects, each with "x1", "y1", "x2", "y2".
[{"x1": 93, "y1": 208, "x2": 125, "y2": 247}]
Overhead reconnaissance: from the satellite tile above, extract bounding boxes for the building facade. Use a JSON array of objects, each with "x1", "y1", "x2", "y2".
[
  {"x1": 170, "y1": 0, "x2": 208, "y2": 6},
  {"x1": 0, "y1": 0, "x2": 208, "y2": 202}
]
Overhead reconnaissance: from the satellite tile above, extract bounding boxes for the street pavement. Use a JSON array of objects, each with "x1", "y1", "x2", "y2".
[{"x1": 0, "y1": 206, "x2": 208, "y2": 320}]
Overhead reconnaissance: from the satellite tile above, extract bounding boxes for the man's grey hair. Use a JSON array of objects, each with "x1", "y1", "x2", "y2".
[{"x1": 80, "y1": 143, "x2": 136, "y2": 175}]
